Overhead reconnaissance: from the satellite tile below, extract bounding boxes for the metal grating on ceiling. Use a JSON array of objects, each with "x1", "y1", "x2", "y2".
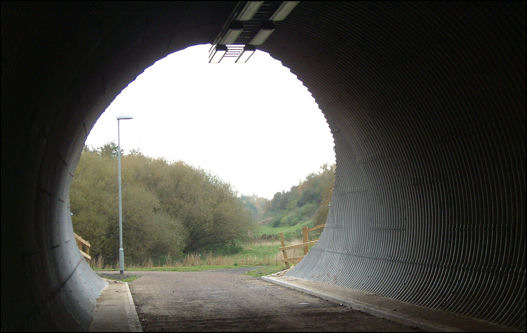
[{"x1": 209, "y1": 1, "x2": 294, "y2": 62}]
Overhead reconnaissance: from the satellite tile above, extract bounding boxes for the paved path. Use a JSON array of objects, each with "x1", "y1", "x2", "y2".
[
  {"x1": 120, "y1": 269, "x2": 421, "y2": 332},
  {"x1": 89, "y1": 279, "x2": 142, "y2": 332}
]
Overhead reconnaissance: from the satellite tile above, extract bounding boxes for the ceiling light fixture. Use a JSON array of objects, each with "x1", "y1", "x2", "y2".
[
  {"x1": 270, "y1": 1, "x2": 299, "y2": 21},
  {"x1": 209, "y1": 1, "x2": 300, "y2": 63},
  {"x1": 237, "y1": 1, "x2": 264, "y2": 21},
  {"x1": 209, "y1": 44, "x2": 228, "y2": 63},
  {"x1": 220, "y1": 21, "x2": 244, "y2": 45},
  {"x1": 250, "y1": 21, "x2": 275, "y2": 45},
  {"x1": 235, "y1": 45, "x2": 256, "y2": 63}
]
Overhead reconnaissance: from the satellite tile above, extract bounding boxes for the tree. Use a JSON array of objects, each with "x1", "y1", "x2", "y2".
[
  {"x1": 97, "y1": 141, "x2": 122, "y2": 158},
  {"x1": 262, "y1": 164, "x2": 336, "y2": 230},
  {"x1": 70, "y1": 145, "x2": 256, "y2": 264}
]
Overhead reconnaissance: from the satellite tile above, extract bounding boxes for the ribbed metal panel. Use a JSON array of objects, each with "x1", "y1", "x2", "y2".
[
  {"x1": 262, "y1": 1, "x2": 525, "y2": 330},
  {"x1": 2, "y1": 1, "x2": 525, "y2": 331}
]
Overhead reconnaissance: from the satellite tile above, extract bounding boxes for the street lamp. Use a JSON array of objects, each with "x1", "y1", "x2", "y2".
[{"x1": 117, "y1": 115, "x2": 133, "y2": 275}]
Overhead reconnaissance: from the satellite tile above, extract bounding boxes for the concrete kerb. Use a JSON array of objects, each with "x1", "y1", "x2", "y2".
[
  {"x1": 262, "y1": 274, "x2": 520, "y2": 332},
  {"x1": 89, "y1": 278, "x2": 142, "y2": 332},
  {"x1": 124, "y1": 282, "x2": 142, "y2": 332}
]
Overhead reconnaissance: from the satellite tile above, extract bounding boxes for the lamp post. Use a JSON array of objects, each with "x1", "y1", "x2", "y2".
[{"x1": 117, "y1": 115, "x2": 133, "y2": 275}]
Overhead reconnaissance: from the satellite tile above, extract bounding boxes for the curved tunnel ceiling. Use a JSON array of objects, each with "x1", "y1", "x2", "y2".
[{"x1": 1, "y1": 1, "x2": 525, "y2": 331}]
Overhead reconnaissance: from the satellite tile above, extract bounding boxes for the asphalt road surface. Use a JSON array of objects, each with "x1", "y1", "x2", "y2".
[{"x1": 117, "y1": 269, "x2": 421, "y2": 332}]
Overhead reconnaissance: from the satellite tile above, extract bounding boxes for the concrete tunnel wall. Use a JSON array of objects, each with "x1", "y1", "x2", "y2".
[{"x1": 1, "y1": 1, "x2": 525, "y2": 331}]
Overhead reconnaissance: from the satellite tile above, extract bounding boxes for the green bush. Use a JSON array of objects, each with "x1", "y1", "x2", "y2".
[{"x1": 71, "y1": 144, "x2": 256, "y2": 265}]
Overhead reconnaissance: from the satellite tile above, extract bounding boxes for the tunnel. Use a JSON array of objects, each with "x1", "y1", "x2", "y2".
[{"x1": 1, "y1": 1, "x2": 525, "y2": 331}]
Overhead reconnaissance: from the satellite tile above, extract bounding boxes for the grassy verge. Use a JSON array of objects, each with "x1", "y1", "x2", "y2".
[
  {"x1": 97, "y1": 264, "x2": 286, "y2": 279},
  {"x1": 223, "y1": 241, "x2": 281, "y2": 263},
  {"x1": 244, "y1": 265, "x2": 287, "y2": 277},
  {"x1": 101, "y1": 264, "x2": 255, "y2": 272},
  {"x1": 91, "y1": 237, "x2": 297, "y2": 270},
  {"x1": 102, "y1": 275, "x2": 141, "y2": 283}
]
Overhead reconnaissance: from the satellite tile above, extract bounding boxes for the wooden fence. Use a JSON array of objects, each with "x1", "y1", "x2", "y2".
[
  {"x1": 74, "y1": 232, "x2": 91, "y2": 263},
  {"x1": 279, "y1": 224, "x2": 325, "y2": 268}
]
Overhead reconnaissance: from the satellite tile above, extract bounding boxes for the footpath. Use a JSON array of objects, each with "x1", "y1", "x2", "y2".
[
  {"x1": 263, "y1": 272, "x2": 519, "y2": 332},
  {"x1": 89, "y1": 278, "x2": 142, "y2": 332}
]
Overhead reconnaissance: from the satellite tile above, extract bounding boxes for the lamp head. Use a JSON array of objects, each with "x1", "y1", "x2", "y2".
[{"x1": 117, "y1": 115, "x2": 133, "y2": 120}]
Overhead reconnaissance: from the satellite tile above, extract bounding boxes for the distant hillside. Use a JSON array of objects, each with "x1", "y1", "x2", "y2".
[
  {"x1": 240, "y1": 194, "x2": 268, "y2": 221},
  {"x1": 257, "y1": 164, "x2": 335, "y2": 240},
  {"x1": 256, "y1": 217, "x2": 273, "y2": 225}
]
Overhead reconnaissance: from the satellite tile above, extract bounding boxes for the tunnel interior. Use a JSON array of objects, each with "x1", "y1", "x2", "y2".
[{"x1": 1, "y1": 1, "x2": 525, "y2": 331}]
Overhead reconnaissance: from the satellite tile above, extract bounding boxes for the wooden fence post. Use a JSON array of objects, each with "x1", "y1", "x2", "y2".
[
  {"x1": 302, "y1": 226, "x2": 309, "y2": 255},
  {"x1": 278, "y1": 224, "x2": 326, "y2": 269},
  {"x1": 279, "y1": 232, "x2": 290, "y2": 269}
]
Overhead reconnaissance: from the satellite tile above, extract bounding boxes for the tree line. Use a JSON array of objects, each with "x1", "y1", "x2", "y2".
[
  {"x1": 265, "y1": 163, "x2": 335, "y2": 227},
  {"x1": 70, "y1": 143, "x2": 254, "y2": 266},
  {"x1": 241, "y1": 164, "x2": 335, "y2": 237}
]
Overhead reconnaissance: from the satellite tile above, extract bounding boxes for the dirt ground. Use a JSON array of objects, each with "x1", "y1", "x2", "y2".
[{"x1": 113, "y1": 269, "x2": 422, "y2": 332}]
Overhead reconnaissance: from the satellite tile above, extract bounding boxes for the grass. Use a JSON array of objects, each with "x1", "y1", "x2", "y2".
[
  {"x1": 92, "y1": 238, "x2": 310, "y2": 271},
  {"x1": 238, "y1": 241, "x2": 282, "y2": 257},
  {"x1": 90, "y1": 222, "x2": 320, "y2": 271},
  {"x1": 255, "y1": 219, "x2": 314, "y2": 240},
  {"x1": 121, "y1": 264, "x2": 255, "y2": 272},
  {"x1": 97, "y1": 264, "x2": 287, "y2": 279},
  {"x1": 245, "y1": 265, "x2": 287, "y2": 277},
  {"x1": 102, "y1": 275, "x2": 141, "y2": 283}
]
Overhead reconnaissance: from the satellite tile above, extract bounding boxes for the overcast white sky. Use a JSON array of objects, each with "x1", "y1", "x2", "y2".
[{"x1": 85, "y1": 44, "x2": 335, "y2": 199}]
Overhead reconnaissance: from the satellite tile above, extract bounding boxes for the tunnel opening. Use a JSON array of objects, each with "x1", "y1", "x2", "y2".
[
  {"x1": 2, "y1": 1, "x2": 524, "y2": 331},
  {"x1": 70, "y1": 43, "x2": 336, "y2": 271}
]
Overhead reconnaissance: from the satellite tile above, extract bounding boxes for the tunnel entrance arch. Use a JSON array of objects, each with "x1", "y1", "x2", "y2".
[
  {"x1": 72, "y1": 42, "x2": 336, "y2": 270},
  {"x1": 2, "y1": 1, "x2": 525, "y2": 331}
]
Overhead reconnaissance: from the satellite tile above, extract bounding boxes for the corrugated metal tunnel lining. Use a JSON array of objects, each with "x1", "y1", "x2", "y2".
[
  {"x1": 1, "y1": 1, "x2": 525, "y2": 331},
  {"x1": 276, "y1": 2, "x2": 526, "y2": 329}
]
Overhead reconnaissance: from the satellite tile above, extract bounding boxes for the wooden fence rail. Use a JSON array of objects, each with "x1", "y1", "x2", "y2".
[
  {"x1": 279, "y1": 224, "x2": 325, "y2": 268},
  {"x1": 74, "y1": 232, "x2": 91, "y2": 263}
]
